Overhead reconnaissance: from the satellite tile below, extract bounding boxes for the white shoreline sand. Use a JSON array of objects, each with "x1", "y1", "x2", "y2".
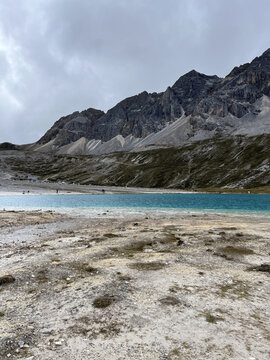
[
  {"x1": 0, "y1": 179, "x2": 192, "y2": 196},
  {"x1": 1, "y1": 205, "x2": 270, "y2": 220}
]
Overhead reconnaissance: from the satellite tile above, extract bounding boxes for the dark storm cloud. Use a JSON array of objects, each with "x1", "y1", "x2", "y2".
[{"x1": 0, "y1": 0, "x2": 270, "y2": 143}]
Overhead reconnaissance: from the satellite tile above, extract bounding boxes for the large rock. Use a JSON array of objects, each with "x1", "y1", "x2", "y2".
[{"x1": 0, "y1": 275, "x2": 15, "y2": 285}]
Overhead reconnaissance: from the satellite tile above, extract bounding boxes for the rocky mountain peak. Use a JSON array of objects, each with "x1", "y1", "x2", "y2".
[
  {"x1": 194, "y1": 48, "x2": 270, "y2": 119},
  {"x1": 37, "y1": 107, "x2": 104, "y2": 146},
  {"x1": 249, "y1": 48, "x2": 270, "y2": 73},
  {"x1": 33, "y1": 48, "x2": 270, "y2": 155},
  {"x1": 171, "y1": 70, "x2": 220, "y2": 114},
  {"x1": 226, "y1": 48, "x2": 270, "y2": 79},
  {"x1": 260, "y1": 48, "x2": 270, "y2": 58},
  {"x1": 172, "y1": 69, "x2": 219, "y2": 86},
  {"x1": 226, "y1": 63, "x2": 250, "y2": 78}
]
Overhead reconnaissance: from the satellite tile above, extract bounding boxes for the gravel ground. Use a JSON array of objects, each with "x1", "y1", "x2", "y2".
[
  {"x1": 0, "y1": 210, "x2": 270, "y2": 359},
  {"x1": 0, "y1": 177, "x2": 188, "y2": 196}
]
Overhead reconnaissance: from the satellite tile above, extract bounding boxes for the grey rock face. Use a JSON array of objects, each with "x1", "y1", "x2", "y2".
[
  {"x1": 195, "y1": 48, "x2": 270, "y2": 118},
  {"x1": 0, "y1": 142, "x2": 18, "y2": 150},
  {"x1": 91, "y1": 89, "x2": 183, "y2": 142},
  {"x1": 171, "y1": 70, "x2": 220, "y2": 115},
  {"x1": 36, "y1": 48, "x2": 270, "y2": 152},
  {"x1": 37, "y1": 108, "x2": 105, "y2": 147}
]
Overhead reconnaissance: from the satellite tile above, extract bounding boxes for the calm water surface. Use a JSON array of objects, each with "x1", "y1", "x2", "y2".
[{"x1": 0, "y1": 193, "x2": 270, "y2": 214}]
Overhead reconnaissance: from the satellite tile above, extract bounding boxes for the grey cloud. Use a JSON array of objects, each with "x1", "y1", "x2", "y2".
[
  {"x1": 0, "y1": 0, "x2": 270, "y2": 144},
  {"x1": 0, "y1": 51, "x2": 9, "y2": 79}
]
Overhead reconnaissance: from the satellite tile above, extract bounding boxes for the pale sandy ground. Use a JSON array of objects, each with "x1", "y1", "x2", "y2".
[
  {"x1": 0, "y1": 209, "x2": 270, "y2": 360},
  {"x1": 0, "y1": 179, "x2": 189, "y2": 196}
]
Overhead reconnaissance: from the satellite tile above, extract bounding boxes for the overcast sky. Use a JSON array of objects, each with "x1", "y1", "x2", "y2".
[{"x1": 0, "y1": 0, "x2": 269, "y2": 144}]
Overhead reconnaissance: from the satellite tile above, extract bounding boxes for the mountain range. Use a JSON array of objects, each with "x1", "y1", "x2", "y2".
[
  {"x1": 25, "y1": 48, "x2": 270, "y2": 156},
  {"x1": 1, "y1": 49, "x2": 270, "y2": 191}
]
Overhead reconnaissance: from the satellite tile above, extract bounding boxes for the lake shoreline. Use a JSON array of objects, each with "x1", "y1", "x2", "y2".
[
  {"x1": 1, "y1": 206, "x2": 270, "y2": 220},
  {"x1": 1, "y1": 191, "x2": 270, "y2": 217},
  {"x1": 0, "y1": 179, "x2": 192, "y2": 196}
]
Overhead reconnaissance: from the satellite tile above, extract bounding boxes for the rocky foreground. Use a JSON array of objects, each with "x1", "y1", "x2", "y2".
[{"x1": 0, "y1": 210, "x2": 270, "y2": 359}]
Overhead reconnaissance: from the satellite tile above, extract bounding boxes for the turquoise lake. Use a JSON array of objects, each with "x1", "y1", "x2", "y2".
[{"x1": 0, "y1": 193, "x2": 270, "y2": 214}]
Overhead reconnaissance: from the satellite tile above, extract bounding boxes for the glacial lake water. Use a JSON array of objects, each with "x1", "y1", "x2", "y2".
[{"x1": 0, "y1": 193, "x2": 270, "y2": 214}]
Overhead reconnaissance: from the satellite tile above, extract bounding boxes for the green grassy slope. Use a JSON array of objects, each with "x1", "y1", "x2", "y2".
[{"x1": 2, "y1": 135, "x2": 270, "y2": 192}]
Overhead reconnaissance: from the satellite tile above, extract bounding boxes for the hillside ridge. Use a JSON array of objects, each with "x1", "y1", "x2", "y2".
[{"x1": 22, "y1": 48, "x2": 270, "y2": 156}]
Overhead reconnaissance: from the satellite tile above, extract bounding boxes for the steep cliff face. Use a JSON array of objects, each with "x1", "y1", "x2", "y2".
[
  {"x1": 37, "y1": 108, "x2": 105, "y2": 147},
  {"x1": 171, "y1": 70, "x2": 220, "y2": 115},
  {"x1": 91, "y1": 88, "x2": 185, "y2": 141},
  {"x1": 195, "y1": 48, "x2": 270, "y2": 118},
  {"x1": 36, "y1": 89, "x2": 185, "y2": 147},
  {"x1": 33, "y1": 49, "x2": 270, "y2": 154}
]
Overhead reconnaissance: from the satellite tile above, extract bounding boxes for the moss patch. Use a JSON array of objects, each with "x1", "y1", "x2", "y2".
[
  {"x1": 103, "y1": 233, "x2": 118, "y2": 238},
  {"x1": 129, "y1": 261, "x2": 166, "y2": 271},
  {"x1": 159, "y1": 296, "x2": 181, "y2": 306},
  {"x1": 217, "y1": 280, "x2": 251, "y2": 299},
  {"x1": 204, "y1": 312, "x2": 225, "y2": 324},
  {"x1": 217, "y1": 246, "x2": 254, "y2": 255},
  {"x1": 111, "y1": 240, "x2": 155, "y2": 256},
  {"x1": 92, "y1": 295, "x2": 116, "y2": 309},
  {"x1": 167, "y1": 348, "x2": 182, "y2": 360},
  {"x1": 247, "y1": 263, "x2": 270, "y2": 273}
]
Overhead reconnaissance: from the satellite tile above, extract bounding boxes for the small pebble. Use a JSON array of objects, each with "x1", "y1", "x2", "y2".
[{"x1": 18, "y1": 340, "x2": 24, "y2": 348}]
